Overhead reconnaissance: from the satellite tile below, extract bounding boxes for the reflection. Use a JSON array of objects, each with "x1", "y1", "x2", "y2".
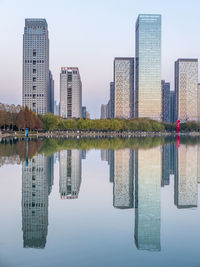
[
  {"x1": 174, "y1": 145, "x2": 198, "y2": 208},
  {"x1": 134, "y1": 147, "x2": 161, "y2": 251},
  {"x1": 22, "y1": 153, "x2": 54, "y2": 248},
  {"x1": 0, "y1": 137, "x2": 200, "y2": 251},
  {"x1": 59, "y1": 150, "x2": 82, "y2": 199},
  {"x1": 113, "y1": 149, "x2": 134, "y2": 209}
]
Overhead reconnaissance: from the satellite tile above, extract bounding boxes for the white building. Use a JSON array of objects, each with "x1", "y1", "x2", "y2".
[
  {"x1": 60, "y1": 67, "x2": 82, "y2": 118},
  {"x1": 175, "y1": 59, "x2": 198, "y2": 121},
  {"x1": 114, "y1": 58, "x2": 134, "y2": 119},
  {"x1": 23, "y1": 19, "x2": 53, "y2": 114}
]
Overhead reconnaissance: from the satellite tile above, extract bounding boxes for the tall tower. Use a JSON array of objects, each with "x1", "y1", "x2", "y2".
[
  {"x1": 162, "y1": 80, "x2": 170, "y2": 123},
  {"x1": 114, "y1": 58, "x2": 134, "y2": 119},
  {"x1": 110, "y1": 82, "x2": 115, "y2": 118},
  {"x1": 175, "y1": 59, "x2": 198, "y2": 122},
  {"x1": 23, "y1": 19, "x2": 52, "y2": 114},
  {"x1": 60, "y1": 67, "x2": 82, "y2": 118},
  {"x1": 135, "y1": 14, "x2": 162, "y2": 121}
]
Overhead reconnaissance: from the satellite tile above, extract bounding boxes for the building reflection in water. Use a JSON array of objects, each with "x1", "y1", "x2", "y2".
[
  {"x1": 22, "y1": 153, "x2": 54, "y2": 249},
  {"x1": 113, "y1": 149, "x2": 134, "y2": 209},
  {"x1": 134, "y1": 147, "x2": 161, "y2": 251},
  {"x1": 59, "y1": 150, "x2": 82, "y2": 199},
  {"x1": 174, "y1": 145, "x2": 198, "y2": 208}
]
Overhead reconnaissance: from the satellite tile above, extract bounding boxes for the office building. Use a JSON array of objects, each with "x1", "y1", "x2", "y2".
[
  {"x1": 101, "y1": 104, "x2": 108, "y2": 119},
  {"x1": 110, "y1": 82, "x2": 115, "y2": 118},
  {"x1": 49, "y1": 71, "x2": 54, "y2": 113},
  {"x1": 162, "y1": 80, "x2": 170, "y2": 123},
  {"x1": 59, "y1": 150, "x2": 82, "y2": 199},
  {"x1": 82, "y1": 106, "x2": 87, "y2": 119},
  {"x1": 135, "y1": 14, "x2": 162, "y2": 121},
  {"x1": 60, "y1": 67, "x2": 82, "y2": 118},
  {"x1": 175, "y1": 59, "x2": 198, "y2": 121},
  {"x1": 170, "y1": 91, "x2": 176, "y2": 123},
  {"x1": 23, "y1": 19, "x2": 52, "y2": 114},
  {"x1": 114, "y1": 57, "x2": 134, "y2": 119}
]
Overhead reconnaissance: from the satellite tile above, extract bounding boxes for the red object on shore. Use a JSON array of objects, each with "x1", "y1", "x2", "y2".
[{"x1": 176, "y1": 120, "x2": 180, "y2": 134}]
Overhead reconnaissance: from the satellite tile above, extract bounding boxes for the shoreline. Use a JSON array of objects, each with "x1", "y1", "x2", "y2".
[{"x1": 0, "y1": 130, "x2": 200, "y2": 140}]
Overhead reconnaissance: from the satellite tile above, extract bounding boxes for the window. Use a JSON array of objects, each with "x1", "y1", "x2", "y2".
[
  {"x1": 33, "y1": 77, "x2": 36, "y2": 82},
  {"x1": 33, "y1": 60, "x2": 36, "y2": 65},
  {"x1": 33, "y1": 51, "x2": 36, "y2": 56},
  {"x1": 33, "y1": 69, "x2": 36, "y2": 74},
  {"x1": 33, "y1": 86, "x2": 36, "y2": 90}
]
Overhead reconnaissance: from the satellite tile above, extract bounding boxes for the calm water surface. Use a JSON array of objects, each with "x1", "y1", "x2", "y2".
[{"x1": 0, "y1": 137, "x2": 200, "y2": 267}]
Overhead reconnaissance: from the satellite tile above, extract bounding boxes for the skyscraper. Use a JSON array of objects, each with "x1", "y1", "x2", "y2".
[
  {"x1": 60, "y1": 67, "x2": 82, "y2": 118},
  {"x1": 198, "y1": 84, "x2": 200, "y2": 122},
  {"x1": 23, "y1": 19, "x2": 52, "y2": 114},
  {"x1": 170, "y1": 90, "x2": 176, "y2": 123},
  {"x1": 110, "y1": 82, "x2": 115, "y2": 118},
  {"x1": 135, "y1": 14, "x2": 162, "y2": 121},
  {"x1": 49, "y1": 71, "x2": 54, "y2": 114},
  {"x1": 161, "y1": 80, "x2": 170, "y2": 123},
  {"x1": 175, "y1": 59, "x2": 198, "y2": 122},
  {"x1": 82, "y1": 106, "x2": 87, "y2": 119},
  {"x1": 101, "y1": 104, "x2": 108, "y2": 119},
  {"x1": 114, "y1": 58, "x2": 134, "y2": 119}
]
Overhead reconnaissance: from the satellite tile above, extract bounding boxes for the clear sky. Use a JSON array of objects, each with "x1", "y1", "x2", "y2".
[{"x1": 0, "y1": 0, "x2": 200, "y2": 118}]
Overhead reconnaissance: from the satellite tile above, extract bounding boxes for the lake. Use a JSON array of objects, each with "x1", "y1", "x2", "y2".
[{"x1": 0, "y1": 136, "x2": 200, "y2": 267}]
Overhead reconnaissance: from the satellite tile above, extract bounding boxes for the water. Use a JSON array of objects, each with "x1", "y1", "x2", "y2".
[{"x1": 0, "y1": 137, "x2": 200, "y2": 267}]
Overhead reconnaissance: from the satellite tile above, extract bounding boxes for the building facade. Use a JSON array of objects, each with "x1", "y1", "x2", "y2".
[
  {"x1": 110, "y1": 82, "x2": 115, "y2": 118},
  {"x1": 101, "y1": 104, "x2": 108, "y2": 119},
  {"x1": 23, "y1": 19, "x2": 52, "y2": 114},
  {"x1": 60, "y1": 67, "x2": 82, "y2": 118},
  {"x1": 135, "y1": 14, "x2": 162, "y2": 121},
  {"x1": 170, "y1": 91, "x2": 175, "y2": 123},
  {"x1": 82, "y1": 106, "x2": 87, "y2": 119},
  {"x1": 162, "y1": 80, "x2": 170, "y2": 123},
  {"x1": 114, "y1": 58, "x2": 134, "y2": 119},
  {"x1": 175, "y1": 59, "x2": 198, "y2": 122}
]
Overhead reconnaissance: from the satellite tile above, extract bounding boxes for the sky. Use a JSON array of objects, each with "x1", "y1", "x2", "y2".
[{"x1": 0, "y1": 0, "x2": 200, "y2": 118}]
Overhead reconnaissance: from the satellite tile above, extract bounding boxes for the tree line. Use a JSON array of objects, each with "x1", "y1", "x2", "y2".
[
  {"x1": 0, "y1": 103, "x2": 42, "y2": 130},
  {"x1": 1, "y1": 103, "x2": 200, "y2": 132}
]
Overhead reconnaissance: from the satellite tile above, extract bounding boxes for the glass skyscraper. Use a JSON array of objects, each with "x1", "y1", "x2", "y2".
[{"x1": 135, "y1": 14, "x2": 162, "y2": 121}]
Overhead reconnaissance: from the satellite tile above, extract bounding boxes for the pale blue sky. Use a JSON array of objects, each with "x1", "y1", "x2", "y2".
[{"x1": 0, "y1": 0, "x2": 200, "y2": 118}]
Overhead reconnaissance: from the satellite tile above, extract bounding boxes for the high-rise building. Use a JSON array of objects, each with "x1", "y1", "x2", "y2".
[
  {"x1": 82, "y1": 106, "x2": 87, "y2": 119},
  {"x1": 101, "y1": 104, "x2": 108, "y2": 119},
  {"x1": 110, "y1": 82, "x2": 115, "y2": 118},
  {"x1": 49, "y1": 71, "x2": 54, "y2": 113},
  {"x1": 60, "y1": 67, "x2": 82, "y2": 118},
  {"x1": 162, "y1": 80, "x2": 170, "y2": 123},
  {"x1": 135, "y1": 14, "x2": 162, "y2": 121},
  {"x1": 175, "y1": 59, "x2": 198, "y2": 122},
  {"x1": 23, "y1": 19, "x2": 52, "y2": 114},
  {"x1": 170, "y1": 91, "x2": 176, "y2": 123},
  {"x1": 113, "y1": 149, "x2": 134, "y2": 209},
  {"x1": 134, "y1": 147, "x2": 161, "y2": 251},
  {"x1": 59, "y1": 150, "x2": 82, "y2": 199},
  {"x1": 22, "y1": 153, "x2": 54, "y2": 248},
  {"x1": 198, "y1": 84, "x2": 200, "y2": 122},
  {"x1": 114, "y1": 57, "x2": 134, "y2": 119}
]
